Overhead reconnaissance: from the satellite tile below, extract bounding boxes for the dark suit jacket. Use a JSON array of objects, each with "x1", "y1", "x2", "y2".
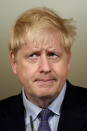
[{"x1": 0, "y1": 81, "x2": 87, "y2": 131}]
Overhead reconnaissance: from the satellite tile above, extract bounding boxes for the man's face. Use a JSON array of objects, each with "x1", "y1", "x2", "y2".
[{"x1": 10, "y1": 31, "x2": 71, "y2": 104}]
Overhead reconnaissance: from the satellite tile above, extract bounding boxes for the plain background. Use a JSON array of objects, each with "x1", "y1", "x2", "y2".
[{"x1": 0, "y1": 0, "x2": 87, "y2": 100}]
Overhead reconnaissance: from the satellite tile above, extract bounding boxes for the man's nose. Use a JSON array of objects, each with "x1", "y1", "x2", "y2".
[{"x1": 39, "y1": 55, "x2": 51, "y2": 73}]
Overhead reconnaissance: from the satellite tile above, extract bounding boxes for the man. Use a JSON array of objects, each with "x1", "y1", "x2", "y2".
[{"x1": 0, "y1": 7, "x2": 87, "y2": 131}]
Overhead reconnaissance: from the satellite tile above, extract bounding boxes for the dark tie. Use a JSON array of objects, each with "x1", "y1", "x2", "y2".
[{"x1": 38, "y1": 109, "x2": 53, "y2": 131}]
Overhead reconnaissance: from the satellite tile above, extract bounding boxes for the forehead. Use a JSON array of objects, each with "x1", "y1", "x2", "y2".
[{"x1": 23, "y1": 29, "x2": 64, "y2": 51}]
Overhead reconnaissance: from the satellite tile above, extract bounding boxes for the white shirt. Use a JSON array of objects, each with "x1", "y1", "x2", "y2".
[{"x1": 22, "y1": 83, "x2": 66, "y2": 131}]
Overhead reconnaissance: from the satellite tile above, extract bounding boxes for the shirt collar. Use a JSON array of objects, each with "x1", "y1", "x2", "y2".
[
  {"x1": 22, "y1": 88, "x2": 41, "y2": 122},
  {"x1": 48, "y1": 83, "x2": 66, "y2": 115}
]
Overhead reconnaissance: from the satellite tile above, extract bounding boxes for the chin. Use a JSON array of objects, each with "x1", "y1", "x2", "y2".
[{"x1": 36, "y1": 92, "x2": 56, "y2": 99}]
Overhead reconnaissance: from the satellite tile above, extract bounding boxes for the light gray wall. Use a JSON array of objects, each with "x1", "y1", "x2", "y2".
[{"x1": 0, "y1": 0, "x2": 87, "y2": 100}]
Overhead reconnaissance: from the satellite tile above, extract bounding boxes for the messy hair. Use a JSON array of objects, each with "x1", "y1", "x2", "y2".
[{"x1": 9, "y1": 7, "x2": 76, "y2": 55}]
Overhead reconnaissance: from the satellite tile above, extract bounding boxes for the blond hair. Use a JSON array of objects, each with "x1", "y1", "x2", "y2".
[{"x1": 9, "y1": 7, "x2": 76, "y2": 55}]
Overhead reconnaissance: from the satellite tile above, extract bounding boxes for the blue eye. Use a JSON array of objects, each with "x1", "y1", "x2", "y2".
[
  {"x1": 48, "y1": 52, "x2": 57, "y2": 57},
  {"x1": 29, "y1": 52, "x2": 40, "y2": 60},
  {"x1": 47, "y1": 52, "x2": 62, "y2": 62},
  {"x1": 29, "y1": 53, "x2": 36, "y2": 58}
]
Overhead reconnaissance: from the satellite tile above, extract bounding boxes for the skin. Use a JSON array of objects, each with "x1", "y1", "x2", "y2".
[{"x1": 10, "y1": 30, "x2": 71, "y2": 108}]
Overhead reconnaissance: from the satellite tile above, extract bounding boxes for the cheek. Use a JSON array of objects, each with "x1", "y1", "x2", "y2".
[
  {"x1": 24, "y1": 64, "x2": 39, "y2": 78},
  {"x1": 16, "y1": 64, "x2": 38, "y2": 82},
  {"x1": 52, "y1": 62, "x2": 69, "y2": 77}
]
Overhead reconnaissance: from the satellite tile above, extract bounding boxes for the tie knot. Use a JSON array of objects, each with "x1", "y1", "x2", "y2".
[{"x1": 39, "y1": 109, "x2": 53, "y2": 121}]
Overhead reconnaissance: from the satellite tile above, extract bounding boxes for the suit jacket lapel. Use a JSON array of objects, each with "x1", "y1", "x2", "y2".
[
  {"x1": 13, "y1": 93, "x2": 25, "y2": 131},
  {"x1": 4, "y1": 93, "x2": 25, "y2": 131},
  {"x1": 58, "y1": 109, "x2": 84, "y2": 131},
  {"x1": 57, "y1": 81, "x2": 86, "y2": 131}
]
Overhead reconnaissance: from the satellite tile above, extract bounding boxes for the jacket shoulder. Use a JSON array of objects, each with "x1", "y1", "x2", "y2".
[
  {"x1": 0, "y1": 93, "x2": 24, "y2": 116},
  {"x1": 66, "y1": 81, "x2": 87, "y2": 110},
  {"x1": 0, "y1": 94, "x2": 20, "y2": 107},
  {"x1": 67, "y1": 81, "x2": 87, "y2": 97}
]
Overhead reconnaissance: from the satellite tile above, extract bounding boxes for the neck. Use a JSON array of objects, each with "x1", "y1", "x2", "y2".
[{"x1": 27, "y1": 94, "x2": 58, "y2": 108}]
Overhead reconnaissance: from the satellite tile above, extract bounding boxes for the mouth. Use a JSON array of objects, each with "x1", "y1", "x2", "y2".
[{"x1": 34, "y1": 78, "x2": 56, "y2": 86}]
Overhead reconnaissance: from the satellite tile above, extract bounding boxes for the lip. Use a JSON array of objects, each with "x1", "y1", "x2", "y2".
[
  {"x1": 35, "y1": 78, "x2": 56, "y2": 81},
  {"x1": 34, "y1": 79, "x2": 56, "y2": 85}
]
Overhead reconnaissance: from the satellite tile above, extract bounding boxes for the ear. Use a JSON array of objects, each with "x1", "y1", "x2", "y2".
[
  {"x1": 67, "y1": 52, "x2": 72, "y2": 72},
  {"x1": 9, "y1": 52, "x2": 17, "y2": 74}
]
